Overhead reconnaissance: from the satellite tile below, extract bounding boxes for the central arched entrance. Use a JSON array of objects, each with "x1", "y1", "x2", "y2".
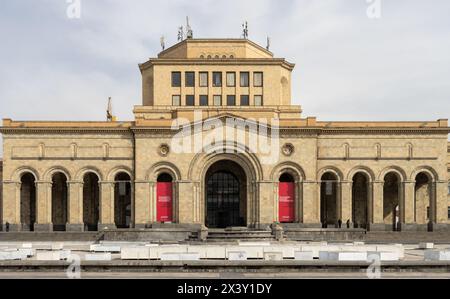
[{"x1": 205, "y1": 160, "x2": 247, "y2": 228}]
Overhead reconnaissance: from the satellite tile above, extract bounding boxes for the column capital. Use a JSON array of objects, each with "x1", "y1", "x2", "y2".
[
  {"x1": 35, "y1": 180, "x2": 52, "y2": 185},
  {"x1": 67, "y1": 180, "x2": 83, "y2": 185}
]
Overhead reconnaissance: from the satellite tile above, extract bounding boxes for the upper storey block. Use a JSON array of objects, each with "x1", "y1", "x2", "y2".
[{"x1": 139, "y1": 39, "x2": 296, "y2": 109}]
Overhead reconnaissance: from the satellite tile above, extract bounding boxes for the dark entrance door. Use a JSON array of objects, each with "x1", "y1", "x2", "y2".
[{"x1": 206, "y1": 171, "x2": 244, "y2": 228}]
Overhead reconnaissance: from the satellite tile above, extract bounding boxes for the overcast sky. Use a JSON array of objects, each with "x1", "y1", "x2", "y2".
[{"x1": 1, "y1": 0, "x2": 449, "y2": 156}]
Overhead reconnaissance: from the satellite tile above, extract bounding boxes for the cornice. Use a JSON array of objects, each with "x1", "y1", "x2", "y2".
[
  {"x1": 1, "y1": 126, "x2": 448, "y2": 136},
  {"x1": 0, "y1": 127, "x2": 133, "y2": 135}
]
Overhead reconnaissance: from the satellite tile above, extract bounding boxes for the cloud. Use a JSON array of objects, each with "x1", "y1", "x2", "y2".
[{"x1": 1, "y1": 0, "x2": 450, "y2": 156}]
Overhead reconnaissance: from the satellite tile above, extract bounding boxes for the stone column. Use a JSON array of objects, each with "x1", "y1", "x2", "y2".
[
  {"x1": 402, "y1": 180, "x2": 417, "y2": 230},
  {"x1": 257, "y1": 181, "x2": 274, "y2": 229},
  {"x1": 35, "y1": 181, "x2": 52, "y2": 232},
  {"x1": 66, "y1": 181, "x2": 83, "y2": 231},
  {"x1": 2, "y1": 181, "x2": 21, "y2": 231},
  {"x1": 178, "y1": 181, "x2": 195, "y2": 224},
  {"x1": 99, "y1": 181, "x2": 115, "y2": 230},
  {"x1": 368, "y1": 180, "x2": 385, "y2": 231},
  {"x1": 434, "y1": 180, "x2": 448, "y2": 231},
  {"x1": 301, "y1": 180, "x2": 321, "y2": 228},
  {"x1": 134, "y1": 180, "x2": 151, "y2": 228},
  {"x1": 340, "y1": 180, "x2": 353, "y2": 228}
]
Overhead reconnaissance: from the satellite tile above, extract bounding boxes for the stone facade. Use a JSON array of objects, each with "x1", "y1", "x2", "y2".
[{"x1": 1, "y1": 38, "x2": 449, "y2": 232}]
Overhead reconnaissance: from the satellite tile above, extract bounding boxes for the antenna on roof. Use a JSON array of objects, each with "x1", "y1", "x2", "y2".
[
  {"x1": 177, "y1": 26, "x2": 184, "y2": 42},
  {"x1": 107, "y1": 97, "x2": 114, "y2": 122},
  {"x1": 242, "y1": 21, "x2": 248, "y2": 39},
  {"x1": 186, "y1": 16, "x2": 193, "y2": 39},
  {"x1": 160, "y1": 36, "x2": 165, "y2": 51},
  {"x1": 266, "y1": 36, "x2": 271, "y2": 51}
]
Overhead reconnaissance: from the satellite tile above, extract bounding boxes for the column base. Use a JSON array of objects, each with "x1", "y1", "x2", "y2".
[
  {"x1": 98, "y1": 223, "x2": 117, "y2": 231},
  {"x1": 4, "y1": 223, "x2": 21, "y2": 232},
  {"x1": 367, "y1": 223, "x2": 389, "y2": 231},
  {"x1": 401, "y1": 223, "x2": 429, "y2": 232},
  {"x1": 66, "y1": 224, "x2": 84, "y2": 232},
  {"x1": 135, "y1": 223, "x2": 152, "y2": 229},
  {"x1": 430, "y1": 223, "x2": 450, "y2": 232},
  {"x1": 34, "y1": 223, "x2": 53, "y2": 232}
]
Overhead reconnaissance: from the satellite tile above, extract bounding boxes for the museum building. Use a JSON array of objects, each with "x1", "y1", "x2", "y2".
[{"x1": 0, "y1": 38, "x2": 449, "y2": 233}]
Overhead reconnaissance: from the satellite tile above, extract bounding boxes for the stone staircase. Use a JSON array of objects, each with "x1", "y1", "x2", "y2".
[{"x1": 191, "y1": 228, "x2": 275, "y2": 242}]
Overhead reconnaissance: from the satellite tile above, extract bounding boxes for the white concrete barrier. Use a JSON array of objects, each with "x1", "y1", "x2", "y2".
[
  {"x1": 22, "y1": 243, "x2": 33, "y2": 249},
  {"x1": 263, "y1": 252, "x2": 283, "y2": 261},
  {"x1": 90, "y1": 245, "x2": 121, "y2": 253},
  {"x1": 85, "y1": 253, "x2": 112, "y2": 261},
  {"x1": 419, "y1": 243, "x2": 434, "y2": 250},
  {"x1": 121, "y1": 247, "x2": 150, "y2": 260},
  {"x1": 376, "y1": 245, "x2": 404, "y2": 259},
  {"x1": 36, "y1": 251, "x2": 61, "y2": 261},
  {"x1": 51, "y1": 243, "x2": 64, "y2": 251},
  {"x1": 226, "y1": 246, "x2": 263, "y2": 259},
  {"x1": 302, "y1": 245, "x2": 340, "y2": 258},
  {"x1": 18, "y1": 248, "x2": 35, "y2": 258},
  {"x1": 160, "y1": 253, "x2": 201, "y2": 261},
  {"x1": 0, "y1": 251, "x2": 24, "y2": 261},
  {"x1": 368, "y1": 251, "x2": 400, "y2": 262},
  {"x1": 424, "y1": 250, "x2": 450, "y2": 261},
  {"x1": 228, "y1": 251, "x2": 248, "y2": 261},
  {"x1": 294, "y1": 251, "x2": 314, "y2": 261},
  {"x1": 263, "y1": 246, "x2": 299, "y2": 259}
]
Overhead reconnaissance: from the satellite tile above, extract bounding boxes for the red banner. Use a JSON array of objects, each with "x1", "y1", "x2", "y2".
[
  {"x1": 279, "y1": 182, "x2": 295, "y2": 223},
  {"x1": 157, "y1": 182, "x2": 173, "y2": 222}
]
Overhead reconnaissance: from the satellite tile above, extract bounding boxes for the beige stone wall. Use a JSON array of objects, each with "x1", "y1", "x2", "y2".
[{"x1": 1, "y1": 131, "x2": 133, "y2": 230}]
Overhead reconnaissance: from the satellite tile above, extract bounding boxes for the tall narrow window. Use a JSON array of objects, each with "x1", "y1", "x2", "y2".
[
  {"x1": 199, "y1": 72, "x2": 208, "y2": 87},
  {"x1": 186, "y1": 95, "x2": 195, "y2": 106},
  {"x1": 172, "y1": 95, "x2": 181, "y2": 106},
  {"x1": 226, "y1": 72, "x2": 236, "y2": 87},
  {"x1": 254, "y1": 95, "x2": 263, "y2": 106},
  {"x1": 240, "y1": 72, "x2": 249, "y2": 87},
  {"x1": 240, "y1": 95, "x2": 249, "y2": 106},
  {"x1": 213, "y1": 95, "x2": 222, "y2": 106},
  {"x1": 227, "y1": 95, "x2": 236, "y2": 106},
  {"x1": 254, "y1": 72, "x2": 263, "y2": 87},
  {"x1": 185, "y1": 72, "x2": 195, "y2": 87},
  {"x1": 213, "y1": 72, "x2": 222, "y2": 87},
  {"x1": 200, "y1": 95, "x2": 209, "y2": 106},
  {"x1": 171, "y1": 72, "x2": 181, "y2": 87}
]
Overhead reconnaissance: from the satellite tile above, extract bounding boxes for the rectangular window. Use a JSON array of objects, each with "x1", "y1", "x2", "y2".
[
  {"x1": 186, "y1": 95, "x2": 195, "y2": 106},
  {"x1": 213, "y1": 72, "x2": 222, "y2": 87},
  {"x1": 240, "y1": 95, "x2": 249, "y2": 106},
  {"x1": 172, "y1": 95, "x2": 181, "y2": 106},
  {"x1": 213, "y1": 95, "x2": 222, "y2": 106},
  {"x1": 200, "y1": 95, "x2": 208, "y2": 106},
  {"x1": 254, "y1": 95, "x2": 263, "y2": 106},
  {"x1": 254, "y1": 72, "x2": 263, "y2": 87},
  {"x1": 199, "y1": 72, "x2": 208, "y2": 87},
  {"x1": 240, "y1": 72, "x2": 249, "y2": 87},
  {"x1": 185, "y1": 72, "x2": 195, "y2": 87},
  {"x1": 226, "y1": 72, "x2": 236, "y2": 87},
  {"x1": 227, "y1": 95, "x2": 236, "y2": 106},
  {"x1": 171, "y1": 72, "x2": 181, "y2": 87}
]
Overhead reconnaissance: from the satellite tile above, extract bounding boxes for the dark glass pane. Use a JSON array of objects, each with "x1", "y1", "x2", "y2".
[
  {"x1": 185, "y1": 72, "x2": 195, "y2": 87},
  {"x1": 186, "y1": 95, "x2": 195, "y2": 106},
  {"x1": 227, "y1": 95, "x2": 236, "y2": 106},
  {"x1": 171, "y1": 72, "x2": 181, "y2": 87},
  {"x1": 213, "y1": 72, "x2": 222, "y2": 87},
  {"x1": 200, "y1": 95, "x2": 208, "y2": 106},
  {"x1": 240, "y1": 95, "x2": 249, "y2": 106}
]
